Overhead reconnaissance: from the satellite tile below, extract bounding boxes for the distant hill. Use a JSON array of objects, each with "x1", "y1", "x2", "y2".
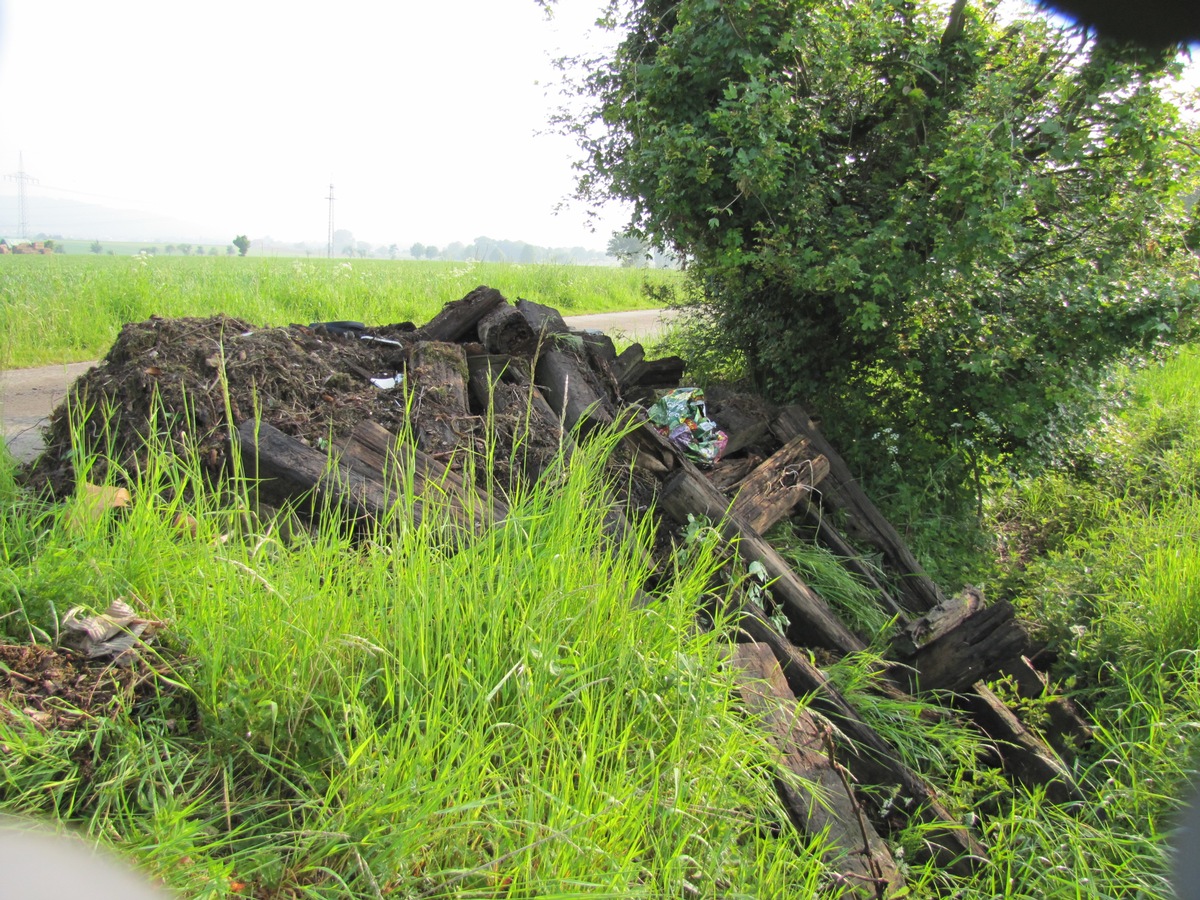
[{"x1": 0, "y1": 194, "x2": 228, "y2": 244}]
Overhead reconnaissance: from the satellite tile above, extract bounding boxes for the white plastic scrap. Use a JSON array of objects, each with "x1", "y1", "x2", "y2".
[
  {"x1": 370, "y1": 374, "x2": 404, "y2": 390},
  {"x1": 60, "y1": 599, "x2": 163, "y2": 663}
]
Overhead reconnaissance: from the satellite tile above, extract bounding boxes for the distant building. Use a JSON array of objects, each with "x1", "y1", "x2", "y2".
[{"x1": 0, "y1": 238, "x2": 53, "y2": 254}]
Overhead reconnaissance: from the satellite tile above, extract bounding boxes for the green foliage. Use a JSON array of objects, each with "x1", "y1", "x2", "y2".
[
  {"x1": 232, "y1": 235, "x2": 251, "y2": 257},
  {"x1": 562, "y1": 0, "x2": 1199, "y2": 483}
]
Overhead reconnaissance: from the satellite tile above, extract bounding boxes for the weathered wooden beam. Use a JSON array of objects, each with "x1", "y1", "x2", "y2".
[
  {"x1": 416, "y1": 285, "x2": 507, "y2": 342},
  {"x1": 733, "y1": 603, "x2": 987, "y2": 876},
  {"x1": 619, "y1": 355, "x2": 687, "y2": 392},
  {"x1": 731, "y1": 643, "x2": 905, "y2": 896},
  {"x1": 515, "y1": 297, "x2": 570, "y2": 335},
  {"x1": 477, "y1": 302, "x2": 539, "y2": 356},
  {"x1": 408, "y1": 341, "x2": 473, "y2": 457},
  {"x1": 709, "y1": 402, "x2": 771, "y2": 457},
  {"x1": 336, "y1": 420, "x2": 507, "y2": 532},
  {"x1": 961, "y1": 681, "x2": 1083, "y2": 804},
  {"x1": 773, "y1": 405, "x2": 946, "y2": 613},
  {"x1": 614, "y1": 343, "x2": 645, "y2": 382},
  {"x1": 465, "y1": 354, "x2": 570, "y2": 484},
  {"x1": 997, "y1": 656, "x2": 1094, "y2": 761},
  {"x1": 887, "y1": 595, "x2": 1031, "y2": 695},
  {"x1": 728, "y1": 435, "x2": 830, "y2": 535},
  {"x1": 795, "y1": 500, "x2": 907, "y2": 621},
  {"x1": 237, "y1": 419, "x2": 503, "y2": 539},
  {"x1": 706, "y1": 455, "x2": 763, "y2": 493},
  {"x1": 653, "y1": 428, "x2": 866, "y2": 655},
  {"x1": 237, "y1": 419, "x2": 391, "y2": 524},
  {"x1": 533, "y1": 348, "x2": 616, "y2": 435}
]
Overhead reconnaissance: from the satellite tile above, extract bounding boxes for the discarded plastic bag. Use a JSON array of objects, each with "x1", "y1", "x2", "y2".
[{"x1": 648, "y1": 387, "x2": 728, "y2": 465}]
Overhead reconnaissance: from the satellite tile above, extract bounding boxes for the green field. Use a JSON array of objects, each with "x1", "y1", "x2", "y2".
[
  {"x1": 1, "y1": 258, "x2": 1198, "y2": 897},
  {"x1": 0, "y1": 255, "x2": 681, "y2": 368}
]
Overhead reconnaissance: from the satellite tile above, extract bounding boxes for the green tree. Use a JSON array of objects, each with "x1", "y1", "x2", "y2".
[
  {"x1": 178, "y1": 243, "x2": 192, "y2": 256},
  {"x1": 233, "y1": 235, "x2": 251, "y2": 257},
  {"x1": 607, "y1": 231, "x2": 649, "y2": 267},
  {"x1": 89, "y1": 240, "x2": 102, "y2": 254},
  {"x1": 562, "y1": 0, "x2": 1198, "y2": 476},
  {"x1": 410, "y1": 242, "x2": 425, "y2": 259}
]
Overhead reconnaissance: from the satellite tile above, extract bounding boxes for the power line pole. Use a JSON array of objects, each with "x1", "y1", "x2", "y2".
[
  {"x1": 6, "y1": 152, "x2": 39, "y2": 239},
  {"x1": 326, "y1": 183, "x2": 335, "y2": 258}
]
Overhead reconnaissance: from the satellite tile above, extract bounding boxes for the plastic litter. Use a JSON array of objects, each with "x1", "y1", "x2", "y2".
[
  {"x1": 60, "y1": 598, "x2": 163, "y2": 664},
  {"x1": 648, "y1": 387, "x2": 728, "y2": 465}
]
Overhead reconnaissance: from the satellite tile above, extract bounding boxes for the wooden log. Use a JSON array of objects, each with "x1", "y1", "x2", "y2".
[
  {"x1": 576, "y1": 330, "x2": 618, "y2": 367},
  {"x1": 997, "y1": 656, "x2": 1094, "y2": 761},
  {"x1": 773, "y1": 405, "x2": 946, "y2": 613},
  {"x1": 617, "y1": 409, "x2": 679, "y2": 474},
  {"x1": 515, "y1": 297, "x2": 570, "y2": 336},
  {"x1": 887, "y1": 595, "x2": 1032, "y2": 695},
  {"x1": 477, "y1": 303, "x2": 539, "y2": 357},
  {"x1": 961, "y1": 682, "x2": 1083, "y2": 803},
  {"x1": 408, "y1": 341, "x2": 473, "y2": 457},
  {"x1": 733, "y1": 602, "x2": 987, "y2": 875},
  {"x1": 237, "y1": 419, "x2": 503, "y2": 537},
  {"x1": 579, "y1": 332, "x2": 623, "y2": 404},
  {"x1": 709, "y1": 402, "x2": 771, "y2": 456},
  {"x1": 336, "y1": 420, "x2": 507, "y2": 532},
  {"x1": 728, "y1": 435, "x2": 830, "y2": 535},
  {"x1": 466, "y1": 354, "x2": 570, "y2": 484},
  {"x1": 706, "y1": 455, "x2": 762, "y2": 493},
  {"x1": 654, "y1": 431, "x2": 866, "y2": 655},
  {"x1": 237, "y1": 419, "x2": 391, "y2": 524},
  {"x1": 614, "y1": 343, "x2": 645, "y2": 382},
  {"x1": 533, "y1": 348, "x2": 616, "y2": 435},
  {"x1": 731, "y1": 643, "x2": 905, "y2": 896},
  {"x1": 416, "y1": 285, "x2": 507, "y2": 342},
  {"x1": 619, "y1": 355, "x2": 687, "y2": 392}
]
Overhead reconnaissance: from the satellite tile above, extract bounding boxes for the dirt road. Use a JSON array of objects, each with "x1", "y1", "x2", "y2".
[{"x1": 1, "y1": 309, "x2": 677, "y2": 464}]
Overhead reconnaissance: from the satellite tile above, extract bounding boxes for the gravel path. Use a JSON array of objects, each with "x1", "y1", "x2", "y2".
[{"x1": 1, "y1": 309, "x2": 678, "y2": 464}]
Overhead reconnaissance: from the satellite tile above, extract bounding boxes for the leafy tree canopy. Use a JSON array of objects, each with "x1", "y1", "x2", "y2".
[{"x1": 560, "y1": 0, "x2": 1199, "y2": 475}]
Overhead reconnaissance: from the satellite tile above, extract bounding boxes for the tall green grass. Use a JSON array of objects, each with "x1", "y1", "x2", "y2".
[
  {"x1": 0, "y1": 255, "x2": 681, "y2": 368},
  {"x1": 976, "y1": 345, "x2": 1200, "y2": 898},
  {"x1": 0, "y1": 426, "x2": 835, "y2": 897}
]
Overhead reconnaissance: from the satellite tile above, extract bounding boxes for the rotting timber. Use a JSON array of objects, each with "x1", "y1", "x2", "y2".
[{"x1": 20, "y1": 286, "x2": 1088, "y2": 896}]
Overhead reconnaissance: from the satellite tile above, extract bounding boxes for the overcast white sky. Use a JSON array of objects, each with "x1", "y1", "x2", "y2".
[
  {"x1": 0, "y1": 0, "x2": 628, "y2": 250},
  {"x1": 1, "y1": 2, "x2": 1195, "y2": 252}
]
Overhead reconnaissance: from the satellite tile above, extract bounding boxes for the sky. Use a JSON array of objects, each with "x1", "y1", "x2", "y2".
[
  {"x1": 1, "y1": 2, "x2": 1195, "y2": 252},
  {"x1": 0, "y1": 0, "x2": 628, "y2": 250}
]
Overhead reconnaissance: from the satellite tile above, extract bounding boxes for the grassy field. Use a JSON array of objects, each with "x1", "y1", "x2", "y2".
[
  {"x1": 1, "y1": 259, "x2": 1198, "y2": 896},
  {"x1": 0, "y1": 255, "x2": 681, "y2": 368}
]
